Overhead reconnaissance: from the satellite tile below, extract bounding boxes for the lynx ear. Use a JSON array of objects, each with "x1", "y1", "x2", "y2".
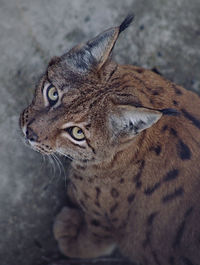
[
  {"x1": 109, "y1": 106, "x2": 162, "y2": 139},
  {"x1": 64, "y1": 15, "x2": 134, "y2": 72}
]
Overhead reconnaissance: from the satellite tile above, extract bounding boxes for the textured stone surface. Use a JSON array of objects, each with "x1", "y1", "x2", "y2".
[{"x1": 0, "y1": 0, "x2": 200, "y2": 264}]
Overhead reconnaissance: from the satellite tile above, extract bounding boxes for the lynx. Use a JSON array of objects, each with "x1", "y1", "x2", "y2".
[{"x1": 20, "y1": 15, "x2": 200, "y2": 265}]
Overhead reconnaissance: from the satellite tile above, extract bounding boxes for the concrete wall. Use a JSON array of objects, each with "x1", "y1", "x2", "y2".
[{"x1": 0, "y1": 0, "x2": 200, "y2": 264}]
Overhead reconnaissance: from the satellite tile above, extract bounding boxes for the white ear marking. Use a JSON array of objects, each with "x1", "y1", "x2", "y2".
[{"x1": 109, "y1": 106, "x2": 162, "y2": 139}]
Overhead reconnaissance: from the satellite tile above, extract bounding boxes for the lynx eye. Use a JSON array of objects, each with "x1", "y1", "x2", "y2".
[
  {"x1": 66, "y1": 126, "x2": 85, "y2": 141},
  {"x1": 46, "y1": 85, "x2": 59, "y2": 106}
]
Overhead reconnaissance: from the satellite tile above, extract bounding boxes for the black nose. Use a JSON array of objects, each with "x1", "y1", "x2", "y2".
[{"x1": 26, "y1": 126, "x2": 38, "y2": 142}]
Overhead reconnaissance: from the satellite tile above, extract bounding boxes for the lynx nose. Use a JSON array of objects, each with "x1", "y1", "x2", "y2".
[{"x1": 26, "y1": 126, "x2": 38, "y2": 142}]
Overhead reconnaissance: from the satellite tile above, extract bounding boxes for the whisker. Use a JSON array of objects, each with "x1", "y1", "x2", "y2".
[
  {"x1": 56, "y1": 150, "x2": 74, "y2": 161},
  {"x1": 52, "y1": 153, "x2": 62, "y2": 177},
  {"x1": 53, "y1": 153, "x2": 68, "y2": 187},
  {"x1": 40, "y1": 155, "x2": 59, "y2": 193},
  {"x1": 48, "y1": 155, "x2": 56, "y2": 177},
  {"x1": 54, "y1": 153, "x2": 66, "y2": 176},
  {"x1": 38, "y1": 154, "x2": 47, "y2": 173},
  {"x1": 55, "y1": 151, "x2": 75, "y2": 188}
]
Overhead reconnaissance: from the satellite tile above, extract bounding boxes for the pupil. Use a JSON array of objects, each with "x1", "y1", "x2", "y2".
[
  {"x1": 77, "y1": 129, "x2": 82, "y2": 134},
  {"x1": 53, "y1": 91, "x2": 58, "y2": 97}
]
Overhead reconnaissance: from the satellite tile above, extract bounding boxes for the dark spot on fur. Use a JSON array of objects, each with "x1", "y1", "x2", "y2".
[
  {"x1": 173, "y1": 100, "x2": 178, "y2": 106},
  {"x1": 152, "y1": 90, "x2": 160, "y2": 96},
  {"x1": 76, "y1": 165, "x2": 86, "y2": 170},
  {"x1": 162, "y1": 125, "x2": 168, "y2": 132},
  {"x1": 82, "y1": 159, "x2": 89, "y2": 163},
  {"x1": 173, "y1": 207, "x2": 194, "y2": 247},
  {"x1": 150, "y1": 145, "x2": 162, "y2": 155},
  {"x1": 144, "y1": 182, "x2": 161, "y2": 196},
  {"x1": 73, "y1": 174, "x2": 83, "y2": 181},
  {"x1": 127, "y1": 208, "x2": 131, "y2": 219},
  {"x1": 95, "y1": 201, "x2": 101, "y2": 208},
  {"x1": 133, "y1": 160, "x2": 145, "y2": 188},
  {"x1": 177, "y1": 140, "x2": 191, "y2": 160},
  {"x1": 136, "y1": 181, "x2": 142, "y2": 189},
  {"x1": 147, "y1": 212, "x2": 158, "y2": 226},
  {"x1": 111, "y1": 188, "x2": 119, "y2": 198},
  {"x1": 91, "y1": 219, "x2": 101, "y2": 226},
  {"x1": 110, "y1": 202, "x2": 119, "y2": 214},
  {"x1": 173, "y1": 85, "x2": 183, "y2": 95},
  {"x1": 107, "y1": 64, "x2": 118, "y2": 81},
  {"x1": 173, "y1": 221, "x2": 186, "y2": 248},
  {"x1": 95, "y1": 187, "x2": 101, "y2": 200},
  {"x1": 119, "y1": 178, "x2": 124, "y2": 184},
  {"x1": 170, "y1": 128, "x2": 177, "y2": 136},
  {"x1": 127, "y1": 193, "x2": 135, "y2": 204},
  {"x1": 85, "y1": 123, "x2": 91, "y2": 130},
  {"x1": 181, "y1": 108, "x2": 200, "y2": 129},
  {"x1": 143, "y1": 212, "x2": 158, "y2": 248},
  {"x1": 162, "y1": 187, "x2": 184, "y2": 203},
  {"x1": 150, "y1": 98, "x2": 154, "y2": 104},
  {"x1": 163, "y1": 169, "x2": 179, "y2": 182}
]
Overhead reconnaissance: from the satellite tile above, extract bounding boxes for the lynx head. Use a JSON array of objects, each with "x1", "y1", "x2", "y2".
[{"x1": 20, "y1": 15, "x2": 163, "y2": 164}]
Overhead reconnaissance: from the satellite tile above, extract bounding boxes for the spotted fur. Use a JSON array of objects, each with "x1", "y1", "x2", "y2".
[{"x1": 20, "y1": 15, "x2": 200, "y2": 264}]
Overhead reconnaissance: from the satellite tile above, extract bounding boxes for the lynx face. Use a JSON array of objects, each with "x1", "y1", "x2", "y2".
[
  {"x1": 20, "y1": 15, "x2": 161, "y2": 164},
  {"x1": 20, "y1": 68, "x2": 111, "y2": 162}
]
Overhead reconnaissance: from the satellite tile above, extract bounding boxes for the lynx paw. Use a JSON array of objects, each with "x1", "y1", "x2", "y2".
[
  {"x1": 53, "y1": 207, "x2": 82, "y2": 241},
  {"x1": 53, "y1": 206, "x2": 115, "y2": 258}
]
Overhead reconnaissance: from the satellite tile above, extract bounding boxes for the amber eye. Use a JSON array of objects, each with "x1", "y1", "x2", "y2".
[
  {"x1": 47, "y1": 85, "x2": 59, "y2": 106},
  {"x1": 66, "y1": 126, "x2": 85, "y2": 141}
]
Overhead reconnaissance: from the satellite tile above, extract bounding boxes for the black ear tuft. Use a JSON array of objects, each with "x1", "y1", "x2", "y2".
[
  {"x1": 64, "y1": 14, "x2": 134, "y2": 73},
  {"x1": 160, "y1": 108, "x2": 180, "y2": 116},
  {"x1": 119, "y1": 14, "x2": 134, "y2": 34}
]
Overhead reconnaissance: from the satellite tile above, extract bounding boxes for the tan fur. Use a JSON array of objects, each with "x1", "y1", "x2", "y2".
[{"x1": 20, "y1": 16, "x2": 200, "y2": 264}]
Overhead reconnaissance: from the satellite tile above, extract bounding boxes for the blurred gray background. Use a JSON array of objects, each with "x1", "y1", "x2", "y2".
[{"x1": 0, "y1": 0, "x2": 200, "y2": 264}]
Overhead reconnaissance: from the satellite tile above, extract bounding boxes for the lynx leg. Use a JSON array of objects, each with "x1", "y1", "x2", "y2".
[{"x1": 53, "y1": 207, "x2": 116, "y2": 258}]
